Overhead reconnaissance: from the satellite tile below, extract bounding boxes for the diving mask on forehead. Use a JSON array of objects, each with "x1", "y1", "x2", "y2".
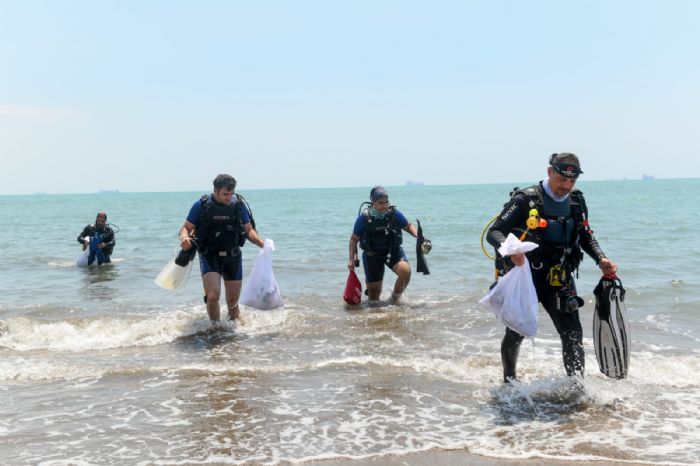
[{"x1": 550, "y1": 153, "x2": 583, "y2": 179}]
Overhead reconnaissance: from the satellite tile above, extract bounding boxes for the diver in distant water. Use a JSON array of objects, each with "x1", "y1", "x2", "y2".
[
  {"x1": 348, "y1": 186, "x2": 419, "y2": 304},
  {"x1": 77, "y1": 211, "x2": 116, "y2": 264}
]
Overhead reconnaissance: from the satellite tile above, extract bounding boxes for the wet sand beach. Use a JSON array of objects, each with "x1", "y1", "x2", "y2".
[{"x1": 316, "y1": 450, "x2": 649, "y2": 466}]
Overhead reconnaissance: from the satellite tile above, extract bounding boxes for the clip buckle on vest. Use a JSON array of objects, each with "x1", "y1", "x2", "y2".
[{"x1": 217, "y1": 247, "x2": 241, "y2": 257}]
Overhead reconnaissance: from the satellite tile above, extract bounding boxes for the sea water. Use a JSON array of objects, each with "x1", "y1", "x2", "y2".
[{"x1": 1, "y1": 179, "x2": 699, "y2": 464}]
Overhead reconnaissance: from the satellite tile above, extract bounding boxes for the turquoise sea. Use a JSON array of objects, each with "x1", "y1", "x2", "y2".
[{"x1": 1, "y1": 179, "x2": 699, "y2": 464}]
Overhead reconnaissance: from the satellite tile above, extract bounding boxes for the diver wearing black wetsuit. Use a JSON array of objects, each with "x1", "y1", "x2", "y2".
[
  {"x1": 77, "y1": 212, "x2": 116, "y2": 263},
  {"x1": 486, "y1": 153, "x2": 617, "y2": 382}
]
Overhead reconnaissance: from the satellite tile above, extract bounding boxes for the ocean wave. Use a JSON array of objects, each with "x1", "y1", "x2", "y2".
[{"x1": 0, "y1": 305, "x2": 303, "y2": 353}]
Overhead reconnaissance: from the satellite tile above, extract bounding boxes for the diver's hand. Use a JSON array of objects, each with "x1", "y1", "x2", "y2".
[
  {"x1": 347, "y1": 259, "x2": 356, "y2": 272},
  {"x1": 98, "y1": 243, "x2": 105, "y2": 249},
  {"x1": 510, "y1": 252, "x2": 525, "y2": 267},
  {"x1": 420, "y1": 238, "x2": 432, "y2": 254},
  {"x1": 180, "y1": 236, "x2": 192, "y2": 251},
  {"x1": 599, "y1": 257, "x2": 617, "y2": 276}
]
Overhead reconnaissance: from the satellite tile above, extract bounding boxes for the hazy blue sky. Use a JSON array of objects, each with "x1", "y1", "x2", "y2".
[{"x1": 1, "y1": 1, "x2": 698, "y2": 194}]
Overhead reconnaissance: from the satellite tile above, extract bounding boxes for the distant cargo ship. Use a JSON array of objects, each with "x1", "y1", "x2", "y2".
[
  {"x1": 642, "y1": 174, "x2": 655, "y2": 181},
  {"x1": 99, "y1": 189, "x2": 120, "y2": 193},
  {"x1": 406, "y1": 181, "x2": 425, "y2": 186}
]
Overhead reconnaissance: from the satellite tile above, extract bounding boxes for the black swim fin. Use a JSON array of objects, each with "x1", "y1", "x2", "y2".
[
  {"x1": 593, "y1": 275, "x2": 631, "y2": 379},
  {"x1": 416, "y1": 219, "x2": 430, "y2": 275}
]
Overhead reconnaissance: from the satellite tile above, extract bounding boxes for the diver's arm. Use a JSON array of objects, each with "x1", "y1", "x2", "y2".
[
  {"x1": 404, "y1": 223, "x2": 418, "y2": 238},
  {"x1": 577, "y1": 202, "x2": 617, "y2": 275},
  {"x1": 581, "y1": 233, "x2": 617, "y2": 273},
  {"x1": 577, "y1": 197, "x2": 606, "y2": 264},
  {"x1": 102, "y1": 229, "x2": 115, "y2": 248},
  {"x1": 348, "y1": 234, "x2": 360, "y2": 271},
  {"x1": 579, "y1": 230, "x2": 605, "y2": 264},
  {"x1": 486, "y1": 195, "x2": 529, "y2": 249},
  {"x1": 244, "y1": 223, "x2": 264, "y2": 248},
  {"x1": 179, "y1": 220, "x2": 196, "y2": 250},
  {"x1": 77, "y1": 226, "x2": 91, "y2": 244},
  {"x1": 579, "y1": 227, "x2": 617, "y2": 274}
]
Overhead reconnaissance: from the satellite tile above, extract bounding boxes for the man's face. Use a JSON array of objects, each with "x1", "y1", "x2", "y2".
[
  {"x1": 372, "y1": 197, "x2": 389, "y2": 212},
  {"x1": 214, "y1": 187, "x2": 234, "y2": 204},
  {"x1": 547, "y1": 167, "x2": 577, "y2": 197},
  {"x1": 95, "y1": 217, "x2": 106, "y2": 229}
]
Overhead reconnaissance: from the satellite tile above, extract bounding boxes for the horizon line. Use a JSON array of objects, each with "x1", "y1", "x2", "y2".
[{"x1": 1, "y1": 176, "x2": 695, "y2": 197}]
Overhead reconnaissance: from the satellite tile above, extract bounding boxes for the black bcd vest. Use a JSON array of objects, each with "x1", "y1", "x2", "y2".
[
  {"x1": 495, "y1": 184, "x2": 587, "y2": 276},
  {"x1": 196, "y1": 194, "x2": 247, "y2": 252},
  {"x1": 359, "y1": 205, "x2": 402, "y2": 255}
]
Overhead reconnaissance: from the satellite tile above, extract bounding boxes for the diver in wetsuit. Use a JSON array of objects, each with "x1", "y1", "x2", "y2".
[
  {"x1": 486, "y1": 153, "x2": 617, "y2": 382},
  {"x1": 178, "y1": 174, "x2": 264, "y2": 325},
  {"x1": 77, "y1": 212, "x2": 116, "y2": 264},
  {"x1": 348, "y1": 186, "x2": 419, "y2": 304}
]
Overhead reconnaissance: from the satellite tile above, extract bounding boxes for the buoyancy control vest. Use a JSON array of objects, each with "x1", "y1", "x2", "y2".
[
  {"x1": 513, "y1": 184, "x2": 586, "y2": 271},
  {"x1": 496, "y1": 184, "x2": 586, "y2": 277},
  {"x1": 539, "y1": 189, "x2": 577, "y2": 247},
  {"x1": 195, "y1": 194, "x2": 247, "y2": 252},
  {"x1": 359, "y1": 205, "x2": 402, "y2": 255}
]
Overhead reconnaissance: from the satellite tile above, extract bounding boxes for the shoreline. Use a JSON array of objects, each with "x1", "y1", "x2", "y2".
[{"x1": 308, "y1": 450, "x2": 651, "y2": 466}]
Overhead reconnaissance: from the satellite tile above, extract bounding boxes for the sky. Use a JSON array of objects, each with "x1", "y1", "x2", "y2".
[{"x1": 1, "y1": 0, "x2": 699, "y2": 194}]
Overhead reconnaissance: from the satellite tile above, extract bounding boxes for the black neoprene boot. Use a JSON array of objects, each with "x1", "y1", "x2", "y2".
[{"x1": 501, "y1": 329, "x2": 524, "y2": 383}]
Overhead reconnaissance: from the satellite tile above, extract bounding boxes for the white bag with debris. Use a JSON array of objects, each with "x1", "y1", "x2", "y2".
[
  {"x1": 240, "y1": 239, "x2": 284, "y2": 310},
  {"x1": 479, "y1": 233, "x2": 540, "y2": 338},
  {"x1": 76, "y1": 248, "x2": 90, "y2": 267}
]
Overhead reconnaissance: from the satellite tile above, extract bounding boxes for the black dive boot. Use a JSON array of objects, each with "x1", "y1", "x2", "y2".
[{"x1": 501, "y1": 329, "x2": 524, "y2": 383}]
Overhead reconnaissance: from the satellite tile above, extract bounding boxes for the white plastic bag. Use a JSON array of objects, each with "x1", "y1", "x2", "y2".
[
  {"x1": 76, "y1": 246, "x2": 90, "y2": 267},
  {"x1": 479, "y1": 234, "x2": 539, "y2": 338},
  {"x1": 496, "y1": 233, "x2": 539, "y2": 258},
  {"x1": 240, "y1": 239, "x2": 284, "y2": 310}
]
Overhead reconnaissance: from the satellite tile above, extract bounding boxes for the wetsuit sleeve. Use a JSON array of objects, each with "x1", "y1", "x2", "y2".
[
  {"x1": 102, "y1": 228, "x2": 116, "y2": 247},
  {"x1": 353, "y1": 215, "x2": 367, "y2": 237},
  {"x1": 77, "y1": 225, "x2": 91, "y2": 244},
  {"x1": 394, "y1": 210, "x2": 409, "y2": 229},
  {"x1": 186, "y1": 199, "x2": 203, "y2": 225},
  {"x1": 486, "y1": 194, "x2": 530, "y2": 249},
  {"x1": 577, "y1": 194, "x2": 606, "y2": 263}
]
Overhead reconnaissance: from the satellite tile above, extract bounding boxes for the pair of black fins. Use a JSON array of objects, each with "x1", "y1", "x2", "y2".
[{"x1": 593, "y1": 274, "x2": 631, "y2": 379}]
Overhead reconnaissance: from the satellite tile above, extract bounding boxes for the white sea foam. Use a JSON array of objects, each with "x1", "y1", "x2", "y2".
[
  {"x1": 0, "y1": 311, "x2": 201, "y2": 352},
  {"x1": 0, "y1": 304, "x2": 302, "y2": 353}
]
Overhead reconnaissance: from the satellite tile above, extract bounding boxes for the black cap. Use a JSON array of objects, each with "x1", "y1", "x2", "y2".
[
  {"x1": 549, "y1": 153, "x2": 583, "y2": 178},
  {"x1": 370, "y1": 186, "x2": 389, "y2": 201}
]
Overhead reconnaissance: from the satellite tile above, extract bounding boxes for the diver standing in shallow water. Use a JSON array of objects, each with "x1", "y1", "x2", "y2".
[
  {"x1": 77, "y1": 211, "x2": 116, "y2": 264},
  {"x1": 486, "y1": 153, "x2": 617, "y2": 382},
  {"x1": 348, "y1": 186, "x2": 419, "y2": 304},
  {"x1": 179, "y1": 174, "x2": 264, "y2": 325}
]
